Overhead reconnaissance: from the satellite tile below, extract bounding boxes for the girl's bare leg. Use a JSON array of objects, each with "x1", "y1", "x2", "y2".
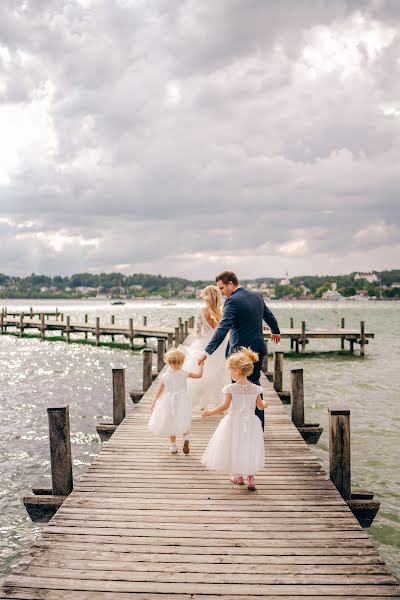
[{"x1": 183, "y1": 431, "x2": 190, "y2": 454}]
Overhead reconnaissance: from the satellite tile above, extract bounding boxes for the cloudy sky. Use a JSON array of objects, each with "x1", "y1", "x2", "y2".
[{"x1": 1, "y1": 0, "x2": 399, "y2": 279}]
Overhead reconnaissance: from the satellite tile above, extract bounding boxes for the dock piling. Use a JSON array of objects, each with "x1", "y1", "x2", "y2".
[
  {"x1": 329, "y1": 407, "x2": 380, "y2": 527},
  {"x1": 301, "y1": 320, "x2": 306, "y2": 352},
  {"x1": 128, "y1": 318, "x2": 134, "y2": 350},
  {"x1": 273, "y1": 352, "x2": 290, "y2": 403},
  {"x1": 66, "y1": 316, "x2": 71, "y2": 342},
  {"x1": 167, "y1": 332, "x2": 174, "y2": 348},
  {"x1": 291, "y1": 369, "x2": 322, "y2": 443},
  {"x1": 23, "y1": 406, "x2": 74, "y2": 523},
  {"x1": 188, "y1": 316, "x2": 194, "y2": 328},
  {"x1": 84, "y1": 314, "x2": 88, "y2": 340},
  {"x1": 97, "y1": 369, "x2": 126, "y2": 442},
  {"x1": 174, "y1": 326, "x2": 180, "y2": 347},
  {"x1": 360, "y1": 320, "x2": 365, "y2": 356},
  {"x1": 40, "y1": 314, "x2": 45, "y2": 339},
  {"x1": 143, "y1": 316, "x2": 147, "y2": 326},
  {"x1": 143, "y1": 349, "x2": 153, "y2": 391},
  {"x1": 341, "y1": 317, "x2": 345, "y2": 349},
  {"x1": 95, "y1": 317, "x2": 100, "y2": 346},
  {"x1": 157, "y1": 338, "x2": 166, "y2": 373},
  {"x1": 19, "y1": 312, "x2": 24, "y2": 338}
]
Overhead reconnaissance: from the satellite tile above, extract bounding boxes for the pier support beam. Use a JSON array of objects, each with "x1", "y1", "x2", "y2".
[
  {"x1": 261, "y1": 353, "x2": 273, "y2": 382},
  {"x1": 291, "y1": 369, "x2": 322, "y2": 444},
  {"x1": 329, "y1": 407, "x2": 380, "y2": 527},
  {"x1": 188, "y1": 316, "x2": 195, "y2": 329},
  {"x1": 23, "y1": 406, "x2": 73, "y2": 523},
  {"x1": 97, "y1": 369, "x2": 126, "y2": 442}
]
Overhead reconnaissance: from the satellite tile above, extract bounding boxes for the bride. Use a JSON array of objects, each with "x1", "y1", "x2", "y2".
[{"x1": 181, "y1": 285, "x2": 228, "y2": 410}]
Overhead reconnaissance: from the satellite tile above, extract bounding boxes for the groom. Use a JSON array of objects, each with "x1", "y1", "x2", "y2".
[{"x1": 198, "y1": 271, "x2": 281, "y2": 429}]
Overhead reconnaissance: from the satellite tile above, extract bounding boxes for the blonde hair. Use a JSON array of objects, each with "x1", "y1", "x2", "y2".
[
  {"x1": 164, "y1": 349, "x2": 185, "y2": 367},
  {"x1": 201, "y1": 285, "x2": 223, "y2": 325},
  {"x1": 227, "y1": 347, "x2": 259, "y2": 377}
]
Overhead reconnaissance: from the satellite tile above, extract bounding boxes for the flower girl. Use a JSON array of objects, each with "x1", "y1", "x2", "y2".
[
  {"x1": 148, "y1": 349, "x2": 203, "y2": 454},
  {"x1": 201, "y1": 348, "x2": 266, "y2": 490}
]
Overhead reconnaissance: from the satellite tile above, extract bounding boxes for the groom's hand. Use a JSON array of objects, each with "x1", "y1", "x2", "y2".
[
  {"x1": 271, "y1": 334, "x2": 281, "y2": 344},
  {"x1": 197, "y1": 354, "x2": 207, "y2": 366}
]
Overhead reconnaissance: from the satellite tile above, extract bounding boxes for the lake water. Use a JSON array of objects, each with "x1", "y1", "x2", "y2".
[{"x1": 0, "y1": 299, "x2": 399, "y2": 583}]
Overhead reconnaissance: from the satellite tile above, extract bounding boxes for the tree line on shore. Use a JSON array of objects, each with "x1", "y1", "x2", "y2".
[{"x1": 0, "y1": 270, "x2": 399, "y2": 300}]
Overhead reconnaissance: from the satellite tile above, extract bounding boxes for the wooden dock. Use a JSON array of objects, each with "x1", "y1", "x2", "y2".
[
  {"x1": 1, "y1": 360, "x2": 398, "y2": 597},
  {"x1": 0, "y1": 311, "x2": 374, "y2": 354},
  {"x1": 265, "y1": 319, "x2": 374, "y2": 354},
  {"x1": 0, "y1": 314, "x2": 193, "y2": 349}
]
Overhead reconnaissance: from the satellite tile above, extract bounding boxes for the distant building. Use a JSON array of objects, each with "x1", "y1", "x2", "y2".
[
  {"x1": 322, "y1": 289, "x2": 344, "y2": 301},
  {"x1": 40, "y1": 287, "x2": 48, "y2": 292},
  {"x1": 356, "y1": 289, "x2": 369, "y2": 296},
  {"x1": 391, "y1": 283, "x2": 400, "y2": 289},
  {"x1": 354, "y1": 272, "x2": 379, "y2": 284}
]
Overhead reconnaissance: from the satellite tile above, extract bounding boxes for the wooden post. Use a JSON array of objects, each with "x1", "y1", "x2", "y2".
[
  {"x1": 178, "y1": 317, "x2": 183, "y2": 326},
  {"x1": 350, "y1": 339, "x2": 354, "y2": 353},
  {"x1": 290, "y1": 317, "x2": 294, "y2": 349},
  {"x1": 95, "y1": 317, "x2": 100, "y2": 346},
  {"x1": 112, "y1": 368, "x2": 126, "y2": 426},
  {"x1": 157, "y1": 338, "x2": 166, "y2": 373},
  {"x1": 188, "y1": 316, "x2": 194, "y2": 328},
  {"x1": 261, "y1": 354, "x2": 268, "y2": 375},
  {"x1": 301, "y1": 321, "x2": 306, "y2": 353},
  {"x1": 66, "y1": 316, "x2": 71, "y2": 342},
  {"x1": 60, "y1": 313, "x2": 64, "y2": 321},
  {"x1": 30, "y1": 306, "x2": 33, "y2": 318},
  {"x1": 167, "y1": 332, "x2": 174, "y2": 348},
  {"x1": 19, "y1": 312, "x2": 24, "y2": 338},
  {"x1": 329, "y1": 407, "x2": 351, "y2": 500},
  {"x1": 341, "y1": 317, "x2": 345, "y2": 349},
  {"x1": 360, "y1": 321, "x2": 365, "y2": 357},
  {"x1": 273, "y1": 352, "x2": 283, "y2": 392},
  {"x1": 179, "y1": 322, "x2": 184, "y2": 343},
  {"x1": 129, "y1": 318, "x2": 134, "y2": 350},
  {"x1": 291, "y1": 369, "x2": 304, "y2": 428},
  {"x1": 47, "y1": 406, "x2": 73, "y2": 496},
  {"x1": 143, "y1": 316, "x2": 147, "y2": 327},
  {"x1": 40, "y1": 314, "x2": 45, "y2": 340},
  {"x1": 184, "y1": 320, "x2": 189, "y2": 338},
  {"x1": 143, "y1": 349, "x2": 153, "y2": 391},
  {"x1": 56, "y1": 308, "x2": 59, "y2": 321},
  {"x1": 174, "y1": 326, "x2": 180, "y2": 347},
  {"x1": 0, "y1": 312, "x2": 3, "y2": 334},
  {"x1": 111, "y1": 315, "x2": 115, "y2": 343}
]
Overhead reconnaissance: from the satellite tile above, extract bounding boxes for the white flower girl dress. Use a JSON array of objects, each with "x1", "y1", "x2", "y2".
[
  {"x1": 148, "y1": 369, "x2": 192, "y2": 435},
  {"x1": 201, "y1": 382, "x2": 265, "y2": 476}
]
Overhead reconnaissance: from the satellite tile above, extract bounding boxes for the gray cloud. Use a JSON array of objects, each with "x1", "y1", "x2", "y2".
[{"x1": 0, "y1": 0, "x2": 399, "y2": 278}]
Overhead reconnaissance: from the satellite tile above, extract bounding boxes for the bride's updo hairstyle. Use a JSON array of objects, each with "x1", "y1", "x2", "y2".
[
  {"x1": 164, "y1": 349, "x2": 185, "y2": 367},
  {"x1": 227, "y1": 347, "x2": 259, "y2": 377},
  {"x1": 201, "y1": 285, "x2": 223, "y2": 325}
]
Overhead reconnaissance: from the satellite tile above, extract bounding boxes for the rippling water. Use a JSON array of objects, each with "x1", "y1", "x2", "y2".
[{"x1": 0, "y1": 299, "x2": 399, "y2": 582}]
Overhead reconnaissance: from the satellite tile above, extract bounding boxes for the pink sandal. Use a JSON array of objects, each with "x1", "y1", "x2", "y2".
[
  {"x1": 230, "y1": 475, "x2": 244, "y2": 485},
  {"x1": 247, "y1": 476, "x2": 256, "y2": 491}
]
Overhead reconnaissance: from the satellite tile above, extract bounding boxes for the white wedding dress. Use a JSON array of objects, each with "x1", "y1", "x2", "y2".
[{"x1": 180, "y1": 307, "x2": 229, "y2": 410}]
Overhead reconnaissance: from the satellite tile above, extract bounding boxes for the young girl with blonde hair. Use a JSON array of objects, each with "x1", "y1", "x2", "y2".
[
  {"x1": 148, "y1": 349, "x2": 203, "y2": 454},
  {"x1": 201, "y1": 347, "x2": 266, "y2": 490},
  {"x1": 181, "y1": 285, "x2": 228, "y2": 409}
]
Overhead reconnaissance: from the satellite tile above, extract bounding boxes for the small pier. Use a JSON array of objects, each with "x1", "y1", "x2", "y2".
[
  {"x1": 1, "y1": 344, "x2": 398, "y2": 598},
  {"x1": 0, "y1": 310, "x2": 194, "y2": 349},
  {"x1": 265, "y1": 318, "x2": 374, "y2": 355}
]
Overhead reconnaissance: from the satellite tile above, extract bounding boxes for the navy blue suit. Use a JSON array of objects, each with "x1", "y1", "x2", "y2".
[{"x1": 204, "y1": 287, "x2": 280, "y2": 428}]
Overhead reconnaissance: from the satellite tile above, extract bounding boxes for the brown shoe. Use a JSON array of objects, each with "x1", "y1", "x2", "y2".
[{"x1": 183, "y1": 439, "x2": 190, "y2": 454}]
